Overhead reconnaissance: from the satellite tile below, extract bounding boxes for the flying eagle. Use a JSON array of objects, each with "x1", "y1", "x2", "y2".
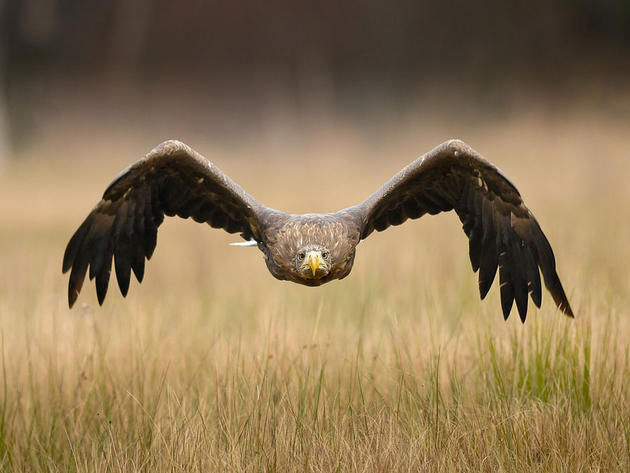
[{"x1": 63, "y1": 139, "x2": 573, "y2": 321}]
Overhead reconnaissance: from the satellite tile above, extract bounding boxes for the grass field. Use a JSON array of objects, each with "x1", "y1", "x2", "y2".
[{"x1": 0, "y1": 104, "x2": 629, "y2": 471}]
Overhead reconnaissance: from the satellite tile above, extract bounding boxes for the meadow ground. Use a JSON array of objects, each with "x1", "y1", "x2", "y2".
[{"x1": 0, "y1": 103, "x2": 629, "y2": 471}]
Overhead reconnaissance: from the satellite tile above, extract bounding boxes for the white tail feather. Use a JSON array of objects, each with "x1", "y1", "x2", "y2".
[{"x1": 229, "y1": 240, "x2": 258, "y2": 247}]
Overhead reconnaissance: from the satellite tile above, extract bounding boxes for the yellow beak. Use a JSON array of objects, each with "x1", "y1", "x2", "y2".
[{"x1": 303, "y1": 251, "x2": 326, "y2": 276}]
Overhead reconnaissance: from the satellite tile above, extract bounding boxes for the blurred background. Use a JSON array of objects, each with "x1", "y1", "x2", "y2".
[
  {"x1": 0, "y1": 0, "x2": 629, "y2": 310},
  {"x1": 2, "y1": 0, "x2": 630, "y2": 163}
]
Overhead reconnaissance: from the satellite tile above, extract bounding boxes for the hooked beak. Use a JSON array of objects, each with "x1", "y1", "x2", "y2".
[{"x1": 302, "y1": 251, "x2": 327, "y2": 277}]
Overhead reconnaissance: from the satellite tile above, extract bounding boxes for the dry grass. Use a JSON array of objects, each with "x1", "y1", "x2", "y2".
[{"x1": 0, "y1": 105, "x2": 629, "y2": 471}]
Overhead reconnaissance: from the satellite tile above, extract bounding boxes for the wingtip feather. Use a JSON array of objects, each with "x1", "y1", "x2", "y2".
[{"x1": 558, "y1": 299, "x2": 575, "y2": 318}]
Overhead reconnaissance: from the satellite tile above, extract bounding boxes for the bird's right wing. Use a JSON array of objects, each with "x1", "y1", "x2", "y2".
[{"x1": 63, "y1": 140, "x2": 268, "y2": 307}]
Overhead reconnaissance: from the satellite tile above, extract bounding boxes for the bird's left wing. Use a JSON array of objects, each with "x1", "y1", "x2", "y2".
[
  {"x1": 348, "y1": 139, "x2": 573, "y2": 321},
  {"x1": 63, "y1": 140, "x2": 267, "y2": 307}
]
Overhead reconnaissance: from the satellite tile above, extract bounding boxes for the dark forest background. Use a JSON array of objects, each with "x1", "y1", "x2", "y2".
[{"x1": 1, "y1": 0, "x2": 630, "y2": 159}]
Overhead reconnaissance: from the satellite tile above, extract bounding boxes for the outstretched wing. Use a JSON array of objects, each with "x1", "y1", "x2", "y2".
[
  {"x1": 63, "y1": 140, "x2": 267, "y2": 308},
  {"x1": 350, "y1": 139, "x2": 573, "y2": 321}
]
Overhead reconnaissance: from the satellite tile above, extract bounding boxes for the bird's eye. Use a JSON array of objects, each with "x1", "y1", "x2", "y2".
[
  {"x1": 321, "y1": 251, "x2": 329, "y2": 259},
  {"x1": 298, "y1": 251, "x2": 306, "y2": 260}
]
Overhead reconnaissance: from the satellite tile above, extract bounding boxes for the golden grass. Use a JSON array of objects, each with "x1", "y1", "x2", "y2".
[{"x1": 0, "y1": 106, "x2": 629, "y2": 471}]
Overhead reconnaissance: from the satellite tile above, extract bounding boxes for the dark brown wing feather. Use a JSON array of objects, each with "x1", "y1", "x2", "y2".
[
  {"x1": 63, "y1": 140, "x2": 267, "y2": 308},
  {"x1": 349, "y1": 139, "x2": 573, "y2": 321}
]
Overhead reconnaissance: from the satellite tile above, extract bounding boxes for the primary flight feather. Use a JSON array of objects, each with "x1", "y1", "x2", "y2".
[{"x1": 63, "y1": 139, "x2": 573, "y2": 321}]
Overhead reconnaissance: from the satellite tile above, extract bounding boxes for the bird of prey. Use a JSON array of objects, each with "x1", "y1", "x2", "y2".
[{"x1": 63, "y1": 139, "x2": 573, "y2": 321}]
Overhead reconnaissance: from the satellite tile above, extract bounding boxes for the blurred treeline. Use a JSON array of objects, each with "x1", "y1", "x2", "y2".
[
  {"x1": 1, "y1": 0, "x2": 630, "y2": 155},
  {"x1": 4, "y1": 0, "x2": 630, "y2": 79}
]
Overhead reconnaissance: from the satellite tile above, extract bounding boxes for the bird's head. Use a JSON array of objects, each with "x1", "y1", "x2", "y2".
[{"x1": 295, "y1": 244, "x2": 331, "y2": 280}]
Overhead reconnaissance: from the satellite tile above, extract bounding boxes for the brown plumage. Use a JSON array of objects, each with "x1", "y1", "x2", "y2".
[{"x1": 63, "y1": 139, "x2": 573, "y2": 321}]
